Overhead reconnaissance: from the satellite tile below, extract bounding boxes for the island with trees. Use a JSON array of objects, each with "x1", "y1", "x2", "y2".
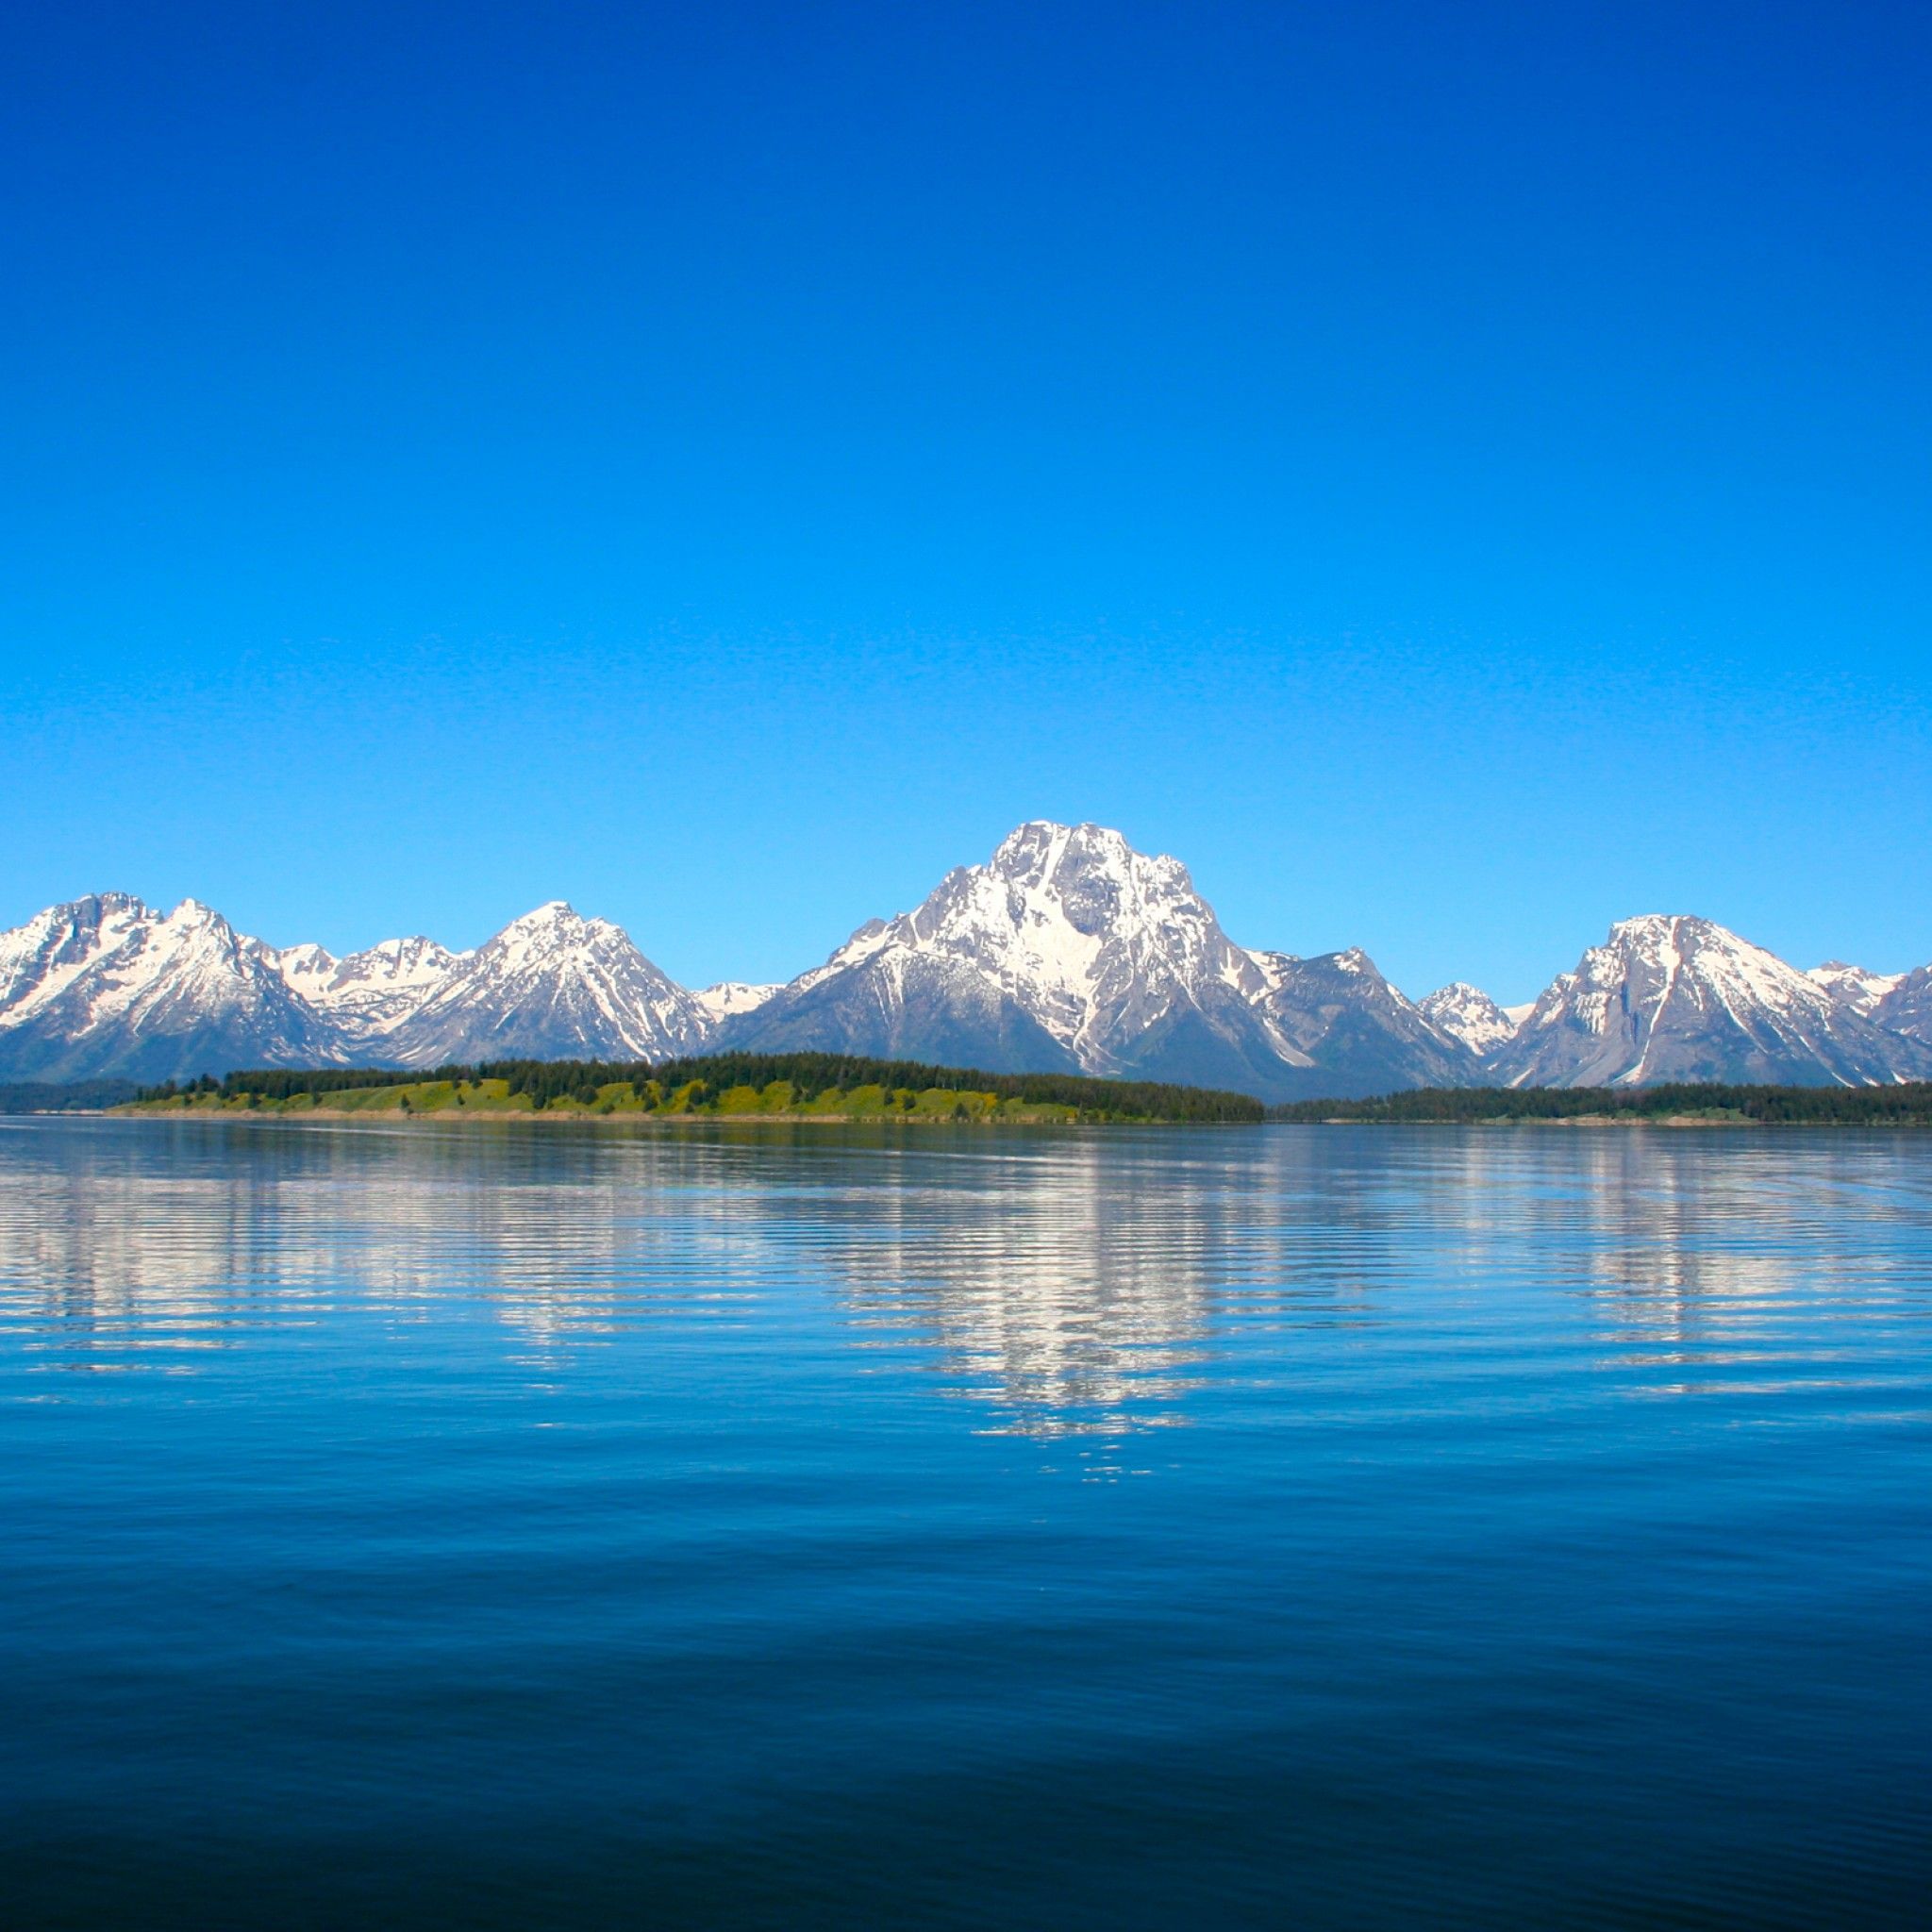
[{"x1": 124, "y1": 1052, "x2": 1268, "y2": 1124}]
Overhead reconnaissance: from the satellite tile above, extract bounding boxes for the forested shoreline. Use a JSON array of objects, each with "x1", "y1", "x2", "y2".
[
  {"x1": 125, "y1": 1053, "x2": 1267, "y2": 1124},
  {"x1": 66, "y1": 1066, "x2": 1932, "y2": 1128},
  {"x1": 1269, "y1": 1082, "x2": 1932, "y2": 1124}
]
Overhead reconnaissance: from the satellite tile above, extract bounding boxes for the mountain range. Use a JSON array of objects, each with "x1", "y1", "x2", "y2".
[{"x1": 4, "y1": 822, "x2": 1929, "y2": 1098}]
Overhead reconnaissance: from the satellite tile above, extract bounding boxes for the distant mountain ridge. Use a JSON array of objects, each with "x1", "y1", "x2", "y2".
[
  {"x1": 1491, "y1": 915, "x2": 1932, "y2": 1089},
  {"x1": 2, "y1": 824, "x2": 1927, "y2": 1094},
  {"x1": 0, "y1": 893, "x2": 342, "y2": 1083},
  {"x1": 1419, "y1": 983, "x2": 1519, "y2": 1054}
]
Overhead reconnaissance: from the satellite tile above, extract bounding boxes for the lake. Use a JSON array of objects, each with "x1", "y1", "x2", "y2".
[{"x1": 3, "y1": 1117, "x2": 1929, "y2": 1928}]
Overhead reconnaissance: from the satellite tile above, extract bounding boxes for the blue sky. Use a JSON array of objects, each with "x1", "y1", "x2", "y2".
[{"x1": 4, "y1": 1, "x2": 1927, "y2": 1002}]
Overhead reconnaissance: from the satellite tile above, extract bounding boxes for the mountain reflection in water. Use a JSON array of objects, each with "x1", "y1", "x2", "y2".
[
  {"x1": 4, "y1": 1118, "x2": 1932, "y2": 1930},
  {"x1": 5, "y1": 1118, "x2": 1925, "y2": 1438}
]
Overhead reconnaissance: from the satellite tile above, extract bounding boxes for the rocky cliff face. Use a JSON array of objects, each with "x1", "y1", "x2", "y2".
[{"x1": 1873, "y1": 966, "x2": 1932, "y2": 1047}]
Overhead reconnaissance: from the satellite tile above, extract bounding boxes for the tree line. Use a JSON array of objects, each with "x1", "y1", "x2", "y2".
[
  {"x1": 1269, "y1": 1082, "x2": 1932, "y2": 1124},
  {"x1": 135, "y1": 1052, "x2": 1269, "y2": 1124}
]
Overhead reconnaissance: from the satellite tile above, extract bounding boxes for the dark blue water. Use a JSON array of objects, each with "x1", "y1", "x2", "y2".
[{"x1": 3, "y1": 1118, "x2": 1929, "y2": 1928}]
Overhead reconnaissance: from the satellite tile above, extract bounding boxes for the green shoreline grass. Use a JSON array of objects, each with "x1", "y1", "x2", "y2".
[{"x1": 125, "y1": 1075, "x2": 1094, "y2": 1124}]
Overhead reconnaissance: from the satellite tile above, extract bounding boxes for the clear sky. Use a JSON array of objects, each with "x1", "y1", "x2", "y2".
[{"x1": 4, "y1": 1, "x2": 1927, "y2": 1003}]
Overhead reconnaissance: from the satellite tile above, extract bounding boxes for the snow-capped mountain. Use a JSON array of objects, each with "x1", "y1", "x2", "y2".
[
  {"x1": 1874, "y1": 967, "x2": 1932, "y2": 1045},
  {"x1": 270, "y1": 935, "x2": 466, "y2": 1047},
  {"x1": 717, "y1": 822, "x2": 1474, "y2": 1100},
  {"x1": 1419, "y1": 982, "x2": 1521, "y2": 1055},
  {"x1": 1491, "y1": 916, "x2": 1932, "y2": 1089},
  {"x1": 0, "y1": 896, "x2": 707, "y2": 1079},
  {"x1": 0, "y1": 893, "x2": 343, "y2": 1082},
  {"x1": 5, "y1": 840, "x2": 1928, "y2": 1096},
  {"x1": 1807, "y1": 960, "x2": 1906, "y2": 1018},
  {"x1": 381, "y1": 903, "x2": 710, "y2": 1066},
  {"x1": 1251, "y1": 950, "x2": 1478, "y2": 1093},
  {"x1": 693, "y1": 981, "x2": 781, "y2": 1024}
]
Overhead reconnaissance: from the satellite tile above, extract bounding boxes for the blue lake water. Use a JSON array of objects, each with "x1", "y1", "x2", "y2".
[{"x1": 2, "y1": 1116, "x2": 1929, "y2": 1928}]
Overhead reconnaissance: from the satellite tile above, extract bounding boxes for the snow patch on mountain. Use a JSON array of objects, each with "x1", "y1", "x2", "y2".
[{"x1": 268, "y1": 934, "x2": 467, "y2": 1044}]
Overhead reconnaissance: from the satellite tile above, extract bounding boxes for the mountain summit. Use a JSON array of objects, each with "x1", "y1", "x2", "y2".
[
  {"x1": 0, "y1": 893, "x2": 340, "y2": 1082},
  {"x1": 382, "y1": 902, "x2": 709, "y2": 1065},
  {"x1": 1418, "y1": 982, "x2": 1521, "y2": 1055},
  {"x1": 1491, "y1": 915, "x2": 1932, "y2": 1088},
  {"x1": 0, "y1": 895, "x2": 706, "y2": 1081},
  {"x1": 718, "y1": 822, "x2": 1470, "y2": 1099}
]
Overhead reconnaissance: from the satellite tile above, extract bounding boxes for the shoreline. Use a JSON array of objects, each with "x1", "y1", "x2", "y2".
[
  {"x1": 74, "y1": 1107, "x2": 1932, "y2": 1129},
  {"x1": 104, "y1": 1106, "x2": 1098, "y2": 1126}
]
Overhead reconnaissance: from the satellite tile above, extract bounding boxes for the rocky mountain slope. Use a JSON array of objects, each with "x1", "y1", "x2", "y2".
[
  {"x1": 1806, "y1": 960, "x2": 1905, "y2": 1017},
  {"x1": 716, "y1": 823, "x2": 1474, "y2": 1101},
  {"x1": 0, "y1": 894, "x2": 342, "y2": 1083},
  {"x1": 1249, "y1": 950, "x2": 1476, "y2": 1095},
  {"x1": 1490, "y1": 916, "x2": 1932, "y2": 1088},
  {"x1": 1874, "y1": 967, "x2": 1932, "y2": 1045},
  {"x1": 1419, "y1": 982, "x2": 1521, "y2": 1055}
]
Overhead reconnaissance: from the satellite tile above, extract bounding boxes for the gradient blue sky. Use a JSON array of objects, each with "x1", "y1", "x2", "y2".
[{"x1": 4, "y1": 1, "x2": 1927, "y2": 1002}]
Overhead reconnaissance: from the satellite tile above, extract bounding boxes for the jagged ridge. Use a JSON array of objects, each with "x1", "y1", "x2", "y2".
[{"x1": 2, "y1": 829, "x2": 1928, "y2": 1094}]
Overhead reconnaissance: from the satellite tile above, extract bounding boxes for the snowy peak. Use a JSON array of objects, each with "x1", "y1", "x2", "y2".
[
  {"x1": 0, "y1": 892, "x2": 704, "y2": 1079},
  {"x1": 724, "y1": 821, "x2": 1274, "y2": 1078},
  {"x1": 384, "y1": 902, "x2": 708, "y2": 1066},
  {"x1": 694, "y1": 981, "x2": 780, "y2": 1023},
  {"x1": 1492, "y1": 914, "x2": 1931, "y2": 1089},
  {"x1": 269, "y1": 933, "x2": 466, "y2": 1044},
  {"x1": 1807, "y1": 960, "x2": 1905, "y2": 1017},
  {"x1": 270, "y1": 941, "x2": 339, "y2": 994},
  {"x1": 0, "y1": 891, "x2": 340, "y2": 1082},
  {"x1": 0, "y1": 891, "x2": 157, "y2": 1016},
  {"x1": 890, "y1": 819, "x2": 1268, "y2": 1056},
  {"x1": 720, "y1": 823, "x2": 1475, "y2": 1100},
  {"x1": 1420, "y1": 982, "x2": 1520, "y2": 1054},
  {"x1": 982, "y1": 820, "x2": 1200, "y2": 936}
]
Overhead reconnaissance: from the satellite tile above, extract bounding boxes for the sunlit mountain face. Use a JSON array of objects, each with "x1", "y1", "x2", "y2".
[{"x1": 3, "y1": 828, "x2": 1928, "y2": 1092}]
